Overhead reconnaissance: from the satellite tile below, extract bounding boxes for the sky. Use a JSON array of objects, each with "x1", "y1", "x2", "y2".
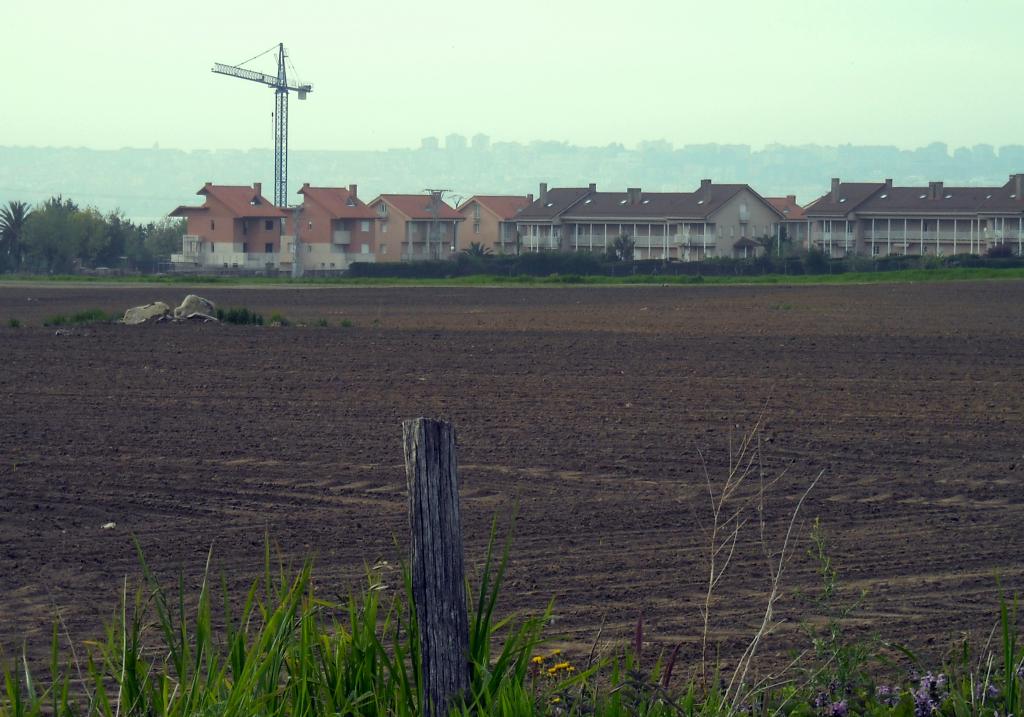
[{"x1": 6, "y1": 0, "x2": 1022, "y2": 152}]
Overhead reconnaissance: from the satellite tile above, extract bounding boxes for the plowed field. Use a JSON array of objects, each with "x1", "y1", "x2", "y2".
[{"x1": 2, "y1": 281, "x2": 1023, "y2": 669}]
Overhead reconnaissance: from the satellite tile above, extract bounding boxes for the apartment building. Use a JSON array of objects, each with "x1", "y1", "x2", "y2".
[
  {"x1": 456, "y1": 195, "x2": 532, "y2": 254},
  {"x1": 804, "y1": 175, "x2": 1024, "y2": 256},
  {"x1": 515, "y1": 181, "x2": 783, "y2": 260},
  {"x1": 766, "y1": 195, "x2": 810, "y2": 248},
  {"x1": 170, "y1": 182, "x2": 286, "y2": 271},
  {"x1": 367, "y1": 194, "x2": 464, "y2": 261},
  {"x1": 283, "y1": 184, "x2": 377, "y2": 272}
]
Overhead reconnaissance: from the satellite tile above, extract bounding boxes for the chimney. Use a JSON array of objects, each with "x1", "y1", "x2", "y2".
[
  {"x1": 700, "y1": 178, "x2": 712, "y2": 201},
  {"x1": 628, "y1": 187, "x2": 642, "y2": 205},
  {"x1": 588, "y1": 182, "x2": 597, "y2": 192},
  {"x1": 539, "y1": 182, "x2": 548, "y2": 201},
  {"x1": 928, "y1": 181, "x2": 943, "y2": 200},
  {"x1": 830, "y1": 178, "x2": 840, "y2": 202},
  {"x1": 786, "y1": 195, "x2": 796, "y2": 203},
  {"x1": 526, "y1": 193, "x2": 534, "y2": 204},
  {"x1": 885, "y1": 178, "x2": 893, "y2": 189},
  {"x1": 349, "y1": 183, "x2": 358, "y2": 199},
  {"x1": 1014, "y1": 173, "x2": 1023, "y2": 199},
  {"x1": 302, "y1": 182, "x2": 310, "y2": 191}
]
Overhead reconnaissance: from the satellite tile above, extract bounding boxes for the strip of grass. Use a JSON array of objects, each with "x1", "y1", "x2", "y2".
[{"x1": 4, "y1": 266, "x2": 1024, "y2": 288}]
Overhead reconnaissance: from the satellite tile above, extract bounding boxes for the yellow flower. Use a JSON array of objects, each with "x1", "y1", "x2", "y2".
[
  {"x1": 550, "y1": 649, "x2": 562, "y2": 657},
  {"x1": 531, "y1": 655, "x2": 545, "y2": 665}
]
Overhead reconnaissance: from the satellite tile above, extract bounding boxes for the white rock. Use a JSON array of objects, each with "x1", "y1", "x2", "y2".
[
  {"x1": 123, "y1": 302, "x2": 170, "y2": 325},
  {"x1": 101, "y1": 522, "x2": 116, "y2": 530},
  {"x1": 174, "y1": 295, "x2": 216, "y2": 320}
]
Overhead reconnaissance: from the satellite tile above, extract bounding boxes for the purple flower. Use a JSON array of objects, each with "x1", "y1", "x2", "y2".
[
  {"x1": 876, "y1": 685, "x2": 901, "y2": 707},
  {"x1": 828, "y1": 700, "x2": 848, "y2": 717}
]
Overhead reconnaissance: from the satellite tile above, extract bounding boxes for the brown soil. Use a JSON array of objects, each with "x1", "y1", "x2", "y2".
[{"x1": 1, "y1": 281, "x2": 1023, "y2": 671}]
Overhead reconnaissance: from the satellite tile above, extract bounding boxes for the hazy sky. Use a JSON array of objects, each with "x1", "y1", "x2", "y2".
[{"x1": 7, "y1": 0, "x2": 1021, "y2": 152}]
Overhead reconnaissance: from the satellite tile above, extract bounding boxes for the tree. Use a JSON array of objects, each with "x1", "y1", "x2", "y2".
[
  {"x1": 0, "y1": 200, "x2": 32, "y2": 272},
  {"x1": 606, "y1": 233, "x2": 635, "y2": 262},
  {"x1": 462, "y1": 242, "x2": 492, "y2": 257}
]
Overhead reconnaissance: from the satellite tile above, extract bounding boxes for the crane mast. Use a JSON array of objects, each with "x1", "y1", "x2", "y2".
[{"x1": 212, "y1": 43, "x2": 312, "y2": 207}]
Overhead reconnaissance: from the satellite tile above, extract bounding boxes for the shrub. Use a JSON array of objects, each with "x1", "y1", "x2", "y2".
[
  {"x1": 268, "y1": 312, "x2": 290, "y2": 326},
  {"x1": 7, "y1": 318, "x2": 20, "y2": 328},
  {"x1": 315, "y1": 317, "x2": 329, "y2": 327},
  {"x1": 215, "y1": 307, "x2": 263, "y2": 325},
  {"x1": 340, "y1": 318, "x2": 353, "y2": 328}
]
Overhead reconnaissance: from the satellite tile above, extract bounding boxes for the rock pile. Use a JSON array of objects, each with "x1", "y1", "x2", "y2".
[{"x1": 122, "y1": 295, "x2": 218, "y2": 325}]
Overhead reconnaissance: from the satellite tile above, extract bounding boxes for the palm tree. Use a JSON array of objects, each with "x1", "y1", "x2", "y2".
[
  {"x1": 0, "y1": 200, "x2": 32, "y2": 271},
  {"x1": 608, "y1": 233, "x2": 635, "y2": 262},
  {"x1": 462, "y1": 241, "x2": 492, "y2": 257}
]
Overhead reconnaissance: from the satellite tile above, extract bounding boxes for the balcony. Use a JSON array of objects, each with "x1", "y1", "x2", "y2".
[{"x1": 332, "y1": 229, "x2": 352, "y2": 245}]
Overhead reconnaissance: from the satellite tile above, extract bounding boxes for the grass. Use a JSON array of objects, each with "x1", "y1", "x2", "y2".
[
  {"x1": 42, "y1": 309, "x2": 117, "y2": 326},
  {"x1": 1, "y1": 524, "x2": 1021, "y2": 716},
  {"x1": 215, "y1": 307, "x2": 264, "y2": 325},
  {"x1": 5, "y1": 266, "x2": 1024, "y2": 289}
]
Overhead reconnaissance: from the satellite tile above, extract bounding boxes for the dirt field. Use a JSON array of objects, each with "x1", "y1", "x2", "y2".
[{"x1": 2, "y1": 281, "x2": 1023, "y2": 671}]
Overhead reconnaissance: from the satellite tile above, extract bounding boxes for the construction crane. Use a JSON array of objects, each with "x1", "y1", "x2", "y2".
[{"x1": 212, "y1": 43, "x2": 313, "y2": 207}]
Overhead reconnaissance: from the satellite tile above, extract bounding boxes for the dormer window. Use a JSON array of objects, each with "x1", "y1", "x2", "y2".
[
  {"x1": 584, "y1": 198, "x2": 593, "y2": 204},
  {"x1": 618, "y1": 199, "x2": 628, "y2": 205},
  {"x1": 545, "y1": 202, "x2": 554, "y2": 208},
  {"x1": 944, "y1": 194, "x2": 953, "y2": 199},
  {"x1": 839, "y1": 198, "x2": 847, "y2": 203},
  {"x1": 919, "y1": 194, "x2": 928, "y2": 199},
  {"x1": 879, "y1": 194, "x2": 888, "y2": 199},
  {"x1": 377, "y1": 203, "x2": 388, "y2": 217},
  {"x1": 641, "y1": 199, "x2": 650, "y2": 205}
]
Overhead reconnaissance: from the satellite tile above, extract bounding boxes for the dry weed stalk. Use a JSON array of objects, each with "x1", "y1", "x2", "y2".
[{"x1": 695, "y1": 409, "x2": 823, "y2": 715}]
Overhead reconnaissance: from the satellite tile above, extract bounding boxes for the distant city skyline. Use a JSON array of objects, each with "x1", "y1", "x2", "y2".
[{"x1": 7, "y1": 0, "x2": 1023, "y2": 152}]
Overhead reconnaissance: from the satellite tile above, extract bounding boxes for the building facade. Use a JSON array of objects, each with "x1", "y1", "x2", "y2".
[
  {"x1": 804, "y1": 175, "x2": 1024, "y2": 257},
  {"x1": 456, "y1": 195, "x2": 531, "y2": 254},
  {"x1": 367, "y1": 194, "x2": 464, "y2": 261},
  {"x1": 170, "y1": 182, "x2": 286, "y2": 271},
  {"x1": 284, "y1": 184, "x2": 377, "y2": 273},
  {"x1": 515, "y1": 181, "x2": 784, "y2": 260}
]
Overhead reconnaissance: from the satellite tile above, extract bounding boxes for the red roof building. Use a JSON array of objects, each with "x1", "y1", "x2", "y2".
[
  {"x1": 169, "y1": 182, "x2": 286, "y2": 270},
  {"x1": 457, "y1": 195, "x2": 531, "y2": 254},
  {"x1": 286, "y1": 184, "x2": 378, "y2": 272},
  {"x1": 367, "y1": 194, "x2": 465, "y2": 261}
]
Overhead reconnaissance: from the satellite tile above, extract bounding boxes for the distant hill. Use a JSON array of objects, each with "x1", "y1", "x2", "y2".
[{"x1": 2, "y1": 142, "x2": 1022, "y2": 221}]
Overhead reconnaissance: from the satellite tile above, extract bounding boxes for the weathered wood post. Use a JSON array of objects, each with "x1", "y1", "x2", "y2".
[{"x1": 403, "y1": 418, "x2": 471, "y2": 717}]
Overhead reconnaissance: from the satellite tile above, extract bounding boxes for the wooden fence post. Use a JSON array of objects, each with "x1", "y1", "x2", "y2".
[{"x1": 403, "y1": 418, "x2": 471, "y2": 717}]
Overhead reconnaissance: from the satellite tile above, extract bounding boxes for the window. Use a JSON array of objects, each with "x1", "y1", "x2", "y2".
[
  {"x1": 872, "y1": 243, "x2": 880, "y2": 256},
  {"x1": 307, "y1": 220, "x2": 313, "y2": 230},
  {"x1": 210, "y1": 219, "x2": 215, "y2": 230},
  {"x1": 360, "y1": 220, "x2": 370, "y2": 232},
  {"x1": 265, "y1": 242, "x2": 273, "y2": 253},
  {"x1": 377, "y1": 203, "x2": 388, "y2": 216},
  {"x1": 382, "y1": 223, "x2": 388, "y2": 233},
  {"x1": 209, "y1": 243, "x2": 215, "y2": 253},
  {"x1": 473, "y1": 221, "x2": 480, "y2": 234},
  {"x1": 242, "y1": 221, "x2": 247, "y2": 235},
  {"x1": 381, "y1": 243, "x2": 388, "y2": 255},
  {"x1": 361, "y1": 243, "x2": 370, "y2": 254},
  {"x1": 473, "y1": 205, "x2": 481, "y2": 220},
  {"x1": 264, "y1": 220, "x2": 273, "y2": 231},
  {"x1": 242, "y1": 242, "x2": 249, "y2": 252},
  {"x1": 306, "y1": 245, "x2": 312, "y2": 253}
]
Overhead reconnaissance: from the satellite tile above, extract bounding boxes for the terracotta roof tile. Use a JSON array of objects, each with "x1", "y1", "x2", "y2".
[
  {"x1": 459, "y1": 195, "x2": 531, "y2": 220},
  {"x1": 299, "y1": 185, "x2": 377, "y2": 219},
  {"x1": 375, "y1": 194, "x2": 463, "y2": 220},
  {"x1": 195, "y1": 183, "x2": 286, "y2": 218},
  {"x1": 767, "y1": 196, "x2": 807, "y2": 221}
]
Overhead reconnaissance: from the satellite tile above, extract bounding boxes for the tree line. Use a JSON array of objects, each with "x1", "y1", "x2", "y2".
[{"x1": 0, "y1": 197, "x2": 184, "y2": 274}]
